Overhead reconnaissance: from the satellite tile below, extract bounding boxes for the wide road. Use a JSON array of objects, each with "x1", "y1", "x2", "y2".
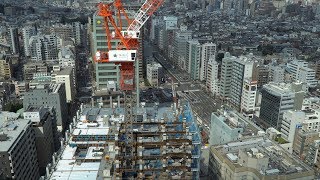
[{"x1": 145, "y1": 41, "x2": 222, "y2": 137}]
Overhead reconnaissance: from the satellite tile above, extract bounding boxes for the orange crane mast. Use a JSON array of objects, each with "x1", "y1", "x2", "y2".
[{"x1": 94, "y1": 0, "x2": 164, "y2": 91}]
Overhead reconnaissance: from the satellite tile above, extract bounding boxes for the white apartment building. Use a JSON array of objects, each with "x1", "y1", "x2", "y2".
[
  {"x1": 22, "y1": 26, "x2": 37, "y2": 57},
  {"x1": 206, "y1": 57, "x2": 219, "y2": 96},
  {"x1": 240, "y1": 79, "x2": 257, "y2": 118},
  {"x1": 296, "y1": 67, "x2": 317, "y2": 88},
  {"x1": 200, "y1": 42, "x2": 216, "y2": 81},
  {"x1": 282, "y1": 108, "x2": 320, "y2": 153},
  {"x1": 287, "y1": 60, "x2": 317, "y2": 87}
]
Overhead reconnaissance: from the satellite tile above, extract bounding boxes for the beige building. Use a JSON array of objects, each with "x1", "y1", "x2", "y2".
[
  {"x1": 24, "y1": 62, "x2": 48, "y2": 81},
  {"x1": 51, "y1": 66, "x2": 76, "y2": 103},
  {"x1": 0, "y1": 54, "x2": 12, "y2": 79},
  {"x1": 209, "y1": 137, "x2": 315, "y2": 180},
  {"x1": 293, "y1": 129, "x2": 320, "y2": 160}
]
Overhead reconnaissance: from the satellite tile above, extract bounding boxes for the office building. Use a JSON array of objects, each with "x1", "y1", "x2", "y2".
[
  {"x1": 209, "y1": 137, "x2": 315, "y2": 180},
  {"x1": 209, "y1": 111, "x2": 244, "y2": 146},
  {"x1": 259, "y1": 82, "x2": 305, "y2": 130},
  {"x1": 187, "y1": 40, "x2": 201, "y2": 80},
  {"x1": 146, "y1": 63, "x2": 163, "y2": 87},
  {"x1": 293, "y1": 129, "x2": 320, "y2": 160},
  {"x1": 219, "y1": 52, "x2": 235, "y2": 99},
  {"x1": 23, "y1": 84, "x2": 68, "y2": 131},
  {"x1": 23, "y1": 106, "x2": 58, "y2": 175},
  {"x1": 305, "y1": 140, "x2": 320, "y2": 171},
  {"x1": 51, "y1": 66, "x2": 76, "y2": 103},
  {"x1": 172, "y1": 30, "x2": 192, "y2": 70},
  {"x1": 13, "y1": 81, "x2": 29, "y2": 97},
  {"x1": 0, "y1": 113, "x2": 40, "y2": 180},
  {"x1": 282, "y1": 108, "x2": 320, "y2": 142},
  {"x1": 229, "y1": 54, "x2": 258, "y2": 110},
  {"x1": 90, "y1": 3, "x2": 143, "y2": 91}
]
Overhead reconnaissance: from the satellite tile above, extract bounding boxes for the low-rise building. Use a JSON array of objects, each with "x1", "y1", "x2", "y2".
[
  {"x1": 209, "y1": 137, "x2": 315, "y2": 180},
  {"x1": 146, "y1": 63, "x2": 163, "y2": 87}
]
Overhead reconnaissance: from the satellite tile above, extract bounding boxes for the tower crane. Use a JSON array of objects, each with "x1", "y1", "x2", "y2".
[
  {"x1": 94, "y1": 0, "x2": 165, "y2": 178},
  {"x1": 95, "y1": 0, "x2": 164, "y2": 91}
]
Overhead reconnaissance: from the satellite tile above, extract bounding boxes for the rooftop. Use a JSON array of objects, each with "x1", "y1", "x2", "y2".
[
  {"x1": 0, "y1": 114, "x2": 30, "y2": 152},
  {"x1": 211, "y1": 137, "x2": 314, "y2": 177}
]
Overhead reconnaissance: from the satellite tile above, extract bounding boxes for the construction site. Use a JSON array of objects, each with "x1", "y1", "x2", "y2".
[
  {"x1": 45, "y1": 1, "x2": 201, "y2": 179},
  {"x1": 46, "y1": 98, "x2": 201, "y2": 179}
]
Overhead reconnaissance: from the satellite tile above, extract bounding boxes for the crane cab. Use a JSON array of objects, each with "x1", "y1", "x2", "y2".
[
  {"x1": 121, "y1": 31, "x2": 140, "y2": 38},
  {"x1": 108, "y1": 50, "x2": 137, "y2": 62}
]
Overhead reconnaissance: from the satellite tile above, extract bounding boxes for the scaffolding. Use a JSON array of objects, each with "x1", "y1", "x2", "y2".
[{"x1": 114, "y1": 101, "x2": 201, "y2": 179}]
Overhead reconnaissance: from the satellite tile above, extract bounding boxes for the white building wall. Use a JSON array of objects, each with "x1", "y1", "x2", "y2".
[{"x1": 200, "y1": 43, "x2": 216, "y2": 81}]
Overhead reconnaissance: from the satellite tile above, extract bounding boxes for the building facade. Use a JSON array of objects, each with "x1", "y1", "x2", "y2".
[
  {"x1": 259, "y1": 82, "x2": 305, "y2": 130},
  {"x1": 0, "y1": 117, "x2": 40, "y2": 180},
  {"x1": 23, "y1": 84, "x2": 68, "y2": 131}
]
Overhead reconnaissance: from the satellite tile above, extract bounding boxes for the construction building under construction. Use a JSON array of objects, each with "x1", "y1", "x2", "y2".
[{"x1": 46, "y1": 100, "x2": 201, "y2": 179}]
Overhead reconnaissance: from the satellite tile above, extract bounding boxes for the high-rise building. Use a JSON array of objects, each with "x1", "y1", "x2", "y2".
[
  {"x1": 206, "y1": 57, "x2": 219, "y2": 96},
  {"x1": 219, "y1": 52, "x2": 235, "y2": 99},
  {"x1": 187, "y1": 40, "x2": 201, "y2": 80},
  {"x1": 22, "y1": 26, "x2": 37, "y2": 57},
  {"x1": 209, "y1": 111, "x2": 244, "y2": 146},
  {"x1": 293, "y1": 129, "x2": 320, "y2": 160},
  {"x1": 23, "y1": 106, "x2": 57, "y2": 175},
  {"x1": 240, "y1": 79, "x2": 257, "y2": 118},
  {"x1": 259, "y1": 82, "x2": 305, "y2": 130},
  {"x1": 282, "y1": 109, "x2": 320, "y2": 149},
  {"x1": 200, "y1": 42, "x2": 216, "y2": 82},
  {"x1": 58, "y1": 46, "x2": 75, "y2": 67},
  {"x1": 90, "y1": 3, "x2": 143, "y2": 91},
  {"x1": 51, "y1": 66, "x2": 76, "y2": 103},
  {"x1": 29, "y1": 34, "x2": 58, "y2": 62},
  {"x1": 229, "y1": 54, "x2": 258, "y2": 109},
  {"x1": 0, "y1": 114, "x2": 40, "y2": 180},
  {"x1": 8, "y1": 27, "x2": 20, "y2": 54},
  {"x1": 172, "y1": 29, "x2": 192, "y2": 70},
  {"x1": 23, "y1": 84, "x2": 68, "y2": 131}
]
